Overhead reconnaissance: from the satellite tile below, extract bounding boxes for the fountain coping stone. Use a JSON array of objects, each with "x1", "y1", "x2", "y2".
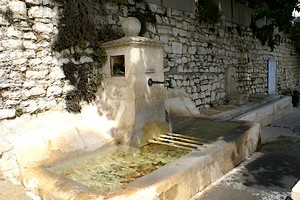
[
  {"x1": 292, "y1": 180, "x2": 300, "y2": 200},
  {"x1": 102, "y1": 36, "x2": 165, "y2": 49}
]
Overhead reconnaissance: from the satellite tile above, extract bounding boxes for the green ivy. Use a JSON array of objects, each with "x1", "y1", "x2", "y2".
[
  {"x1": 92, "y1": 43, "x2": 107, "y2": 65},
  {"x1": 63, "y1": 62, "x2": 101, "y2": 113},
  {"x1": 195, "y1": 0, "x2": 222, "y2": 24}
]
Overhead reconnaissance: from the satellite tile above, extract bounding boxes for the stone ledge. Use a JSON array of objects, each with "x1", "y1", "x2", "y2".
[
  {"x1": 235, "y1": 96, "x2": 292, "y2": 127},
  {"x1": 0, "y1": 109, "x2": 16, "y2": 120},
  {"x1": 292, "y1": 180, "x2": 300, "y2": 200}
]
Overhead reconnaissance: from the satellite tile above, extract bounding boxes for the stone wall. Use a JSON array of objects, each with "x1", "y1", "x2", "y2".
[
  {"x1": 0, "y1": 0, "x2": 300, "y2": 119},
  {"x1": 140, "y1": 2, "x2": 300, "y2": 109},
  {"x1": 0, "y1": 0, "x2": 96, "y2": 119}
]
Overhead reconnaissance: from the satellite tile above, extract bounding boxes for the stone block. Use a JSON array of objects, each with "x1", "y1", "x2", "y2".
[
  {"x1": 12, "y1": 58, "x2": 27, "y2": 66},
  {"x1": 26, "y1": 70, "x2": 48, "y2": 80},
  {"x1": 28, "y1": 6, "x2": 54, "y2": 19},
  {"x1": 79, "y1": 56, "x2": 93, "y2": 64},
  {"x1": 8, "y1": 1, "x2": 27, "y2": 16},
  {"x1": 155, "y1": 15, "x2": 162, "y2": 24},
  {"x1": 47, "y1": 86, "x2": 62, "y2": 97},
  {"x1": 292, "y1": 180, "x2": 300, "y2": 200},
  {"x1": 0, "y1": 0, "x2": 8, "y2": 5},
  {"x1": 188, "y1": 47, "x2": 197, "y2": 54},
  {"x1": 0, "y1": 70, "x2": 6, "y2": 79},
  {"x1": 0, "y1": 109, "x2": 16, "y2": 120},
  {"x1": 172, "y1": 27, "x2": 180, "y2": 37},
  {"x1": 162, "y1": 16, "x2": 170, "y2": 25},
  {"x1": 23, "y1": 81, "x2": 37, "y2": 88},
  {"x1": 29, "y1": 85, "x2": 46, "y2": 96},
  {"x1": 148, "y1": 3, "x2": 157, "y2": 12},
  {"x1": 2, "y1": 39, "x2": 23, "y2": 50},
  {"x1": 7, "y1": 26, "x2": 22, "y2": 38},
  {"x1": 33, "y1": 22, "x2": 53, "y2": 33},
  {"x1": 0, "y1": 52, "x2": 9, "y2": 62},
  {"x1": 49, "y1": 67, "x2": 65, "y2": 80},
  {"x1": 23, "y1": 41, "x2": 37, "y2": 50},
  {"x1": 29, "y1": 58, "x2": 42, "y2": 66},
  {"x1": 157, "y1": 6, "x2": 166, "y2": 15},
  {"x1": 23, "y1": 32, "x2": 37, "y2": 40},
  {"x1": 182, "y1": 57, "x2": 188, "y2": 63},
  {"x1": 172, "y1": 42, "x2": 182, "y2": 54},
  {"x1": 157, "y1": 25, "x2": 172, "y2": 34},
  {"x1": 25, "y1": 0, "x2": 43, "y2": 5},
  {"x1": 0, "y1": 83, "x2": 10, "y2": 89}
]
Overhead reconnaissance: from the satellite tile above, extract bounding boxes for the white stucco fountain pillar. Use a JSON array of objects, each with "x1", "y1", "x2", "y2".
[{"x1": 101, "y1": 18, "x2": 168, "y2": 146}]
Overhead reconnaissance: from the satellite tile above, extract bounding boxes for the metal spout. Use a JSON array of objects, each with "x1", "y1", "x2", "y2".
[{"x1": 148, "y1": 78, "x2": 166, "y2": 86}]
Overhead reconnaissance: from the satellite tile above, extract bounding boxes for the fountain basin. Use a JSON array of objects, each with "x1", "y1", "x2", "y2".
[
  {"x1": 21, "y1": 120, "x2": 260, "y2": 200},
  {"x1": 199, "y1": 95, "x2": 292, "y2": 127},
  {"x1": 49, "y1": 144, "x2": 190, "y2": 193}
]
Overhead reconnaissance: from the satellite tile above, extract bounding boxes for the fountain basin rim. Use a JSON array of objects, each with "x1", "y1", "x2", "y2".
[{"x1": 20, "y1": 120, "x2": 260, "y2": 199}]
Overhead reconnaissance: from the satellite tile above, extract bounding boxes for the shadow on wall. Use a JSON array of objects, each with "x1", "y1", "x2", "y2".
[
  {"x1": 53, "y1": 0, "x2": 118, "y2": 51},
  {"x1": 52, "y1": 0, "x2": 156, "y2": 113},
  {"x1": 52, "y1": 0, "x2": 124, "y2": 113}
]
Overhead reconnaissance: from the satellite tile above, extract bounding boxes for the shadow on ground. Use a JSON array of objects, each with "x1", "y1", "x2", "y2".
[{"x1": 241, "y1": 138, "x2": 300, "y2": 191}]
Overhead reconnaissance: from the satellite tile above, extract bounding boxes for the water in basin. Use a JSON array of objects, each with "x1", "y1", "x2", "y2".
[{"x1": 49, "y1": 144, "x2": 190, "y2": 192}]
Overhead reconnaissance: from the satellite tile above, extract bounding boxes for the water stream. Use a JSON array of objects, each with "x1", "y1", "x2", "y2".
[{"x1": 165, "y1": 87, "x2": 173, "y2": 134}]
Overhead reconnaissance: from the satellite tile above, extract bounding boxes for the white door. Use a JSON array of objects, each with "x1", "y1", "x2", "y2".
[{"x1": 268, "y1": 59, "x2": 277, "y2": 95}]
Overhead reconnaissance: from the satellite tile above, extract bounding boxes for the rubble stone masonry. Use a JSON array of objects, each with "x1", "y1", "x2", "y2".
[{"x1": 0, "y1": 0, "x2": 299, "y2": 120}]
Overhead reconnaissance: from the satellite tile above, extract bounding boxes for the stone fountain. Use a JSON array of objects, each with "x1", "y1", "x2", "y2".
[
  {"x1": 99, "y1": 17, "x2": 169, "y2": 146},
  {"x1": 0, "y1": 16, "x2": 169, "y2": 190},
  {"x1": 0, "y1": 17, "x2": 265, "y2": 200}
]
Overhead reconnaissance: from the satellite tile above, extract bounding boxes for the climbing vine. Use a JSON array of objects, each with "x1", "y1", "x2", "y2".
[
  {"x1": 62, "y1": 62, "x2": 103, "y2": 113},
  {"x1": 53, "y1": 0, "x2": 155, "y2": 112}
]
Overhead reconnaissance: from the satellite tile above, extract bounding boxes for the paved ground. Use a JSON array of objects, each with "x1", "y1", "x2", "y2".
[
  {"x1": 0, "y1": 178, "x2": 31, "y2": 200},
  {"x1": 194, "y1": 106, "x2": 300, "y2": 200}
]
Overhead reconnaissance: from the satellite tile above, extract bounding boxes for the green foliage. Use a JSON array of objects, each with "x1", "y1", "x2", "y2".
[
  {"x1": 254, "y1": 0, "x2": 297, "y2": 32},
  {"x1": 195, "y1": 0, "x2": 222, "y2": 24},
  {"x1": 92, "y1": 43, "x2": 107, "y2": 65},
  {"x1": 246, "y1": 0, "x2": 300, "y2": 50},
  {"x1": 128, "y1": 3, "x2": 156, "y2": 35},
  {"x1": 53, "y1": 0, "x2": 154, "y2": 112},
  {"x1": 54, "y1": 0, "x2": 95, "y2": 51},
  {"x1": 250, "y1": 19, "x2": 277, "y2": 50},
  {"x1": 291, "y1": 21, "x2": 300, "y2": 53},
  {"x1": 15, "y1": 108, "x2": 23, "y2": 117},
  {"x1": 63, "y1": 62, "x2": 101, "y2": 112}
]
